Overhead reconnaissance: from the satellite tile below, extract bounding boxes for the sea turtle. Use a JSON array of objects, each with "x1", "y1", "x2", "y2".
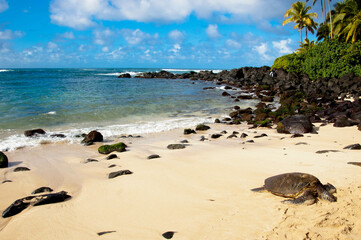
[{"x1": 251, "y1": 172, "x2": 337, "y2": 205}]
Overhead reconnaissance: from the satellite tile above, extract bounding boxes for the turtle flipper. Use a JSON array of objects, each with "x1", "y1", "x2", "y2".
[
  {"x1": 251, "y1": 186, "x2": 267, "y2": 192},
  {"x1": 282, "y1": 189, "x2": 317, "y2": 205}
]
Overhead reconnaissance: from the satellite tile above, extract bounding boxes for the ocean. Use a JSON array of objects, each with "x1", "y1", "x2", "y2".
[{"x1": 0, "y1": 68, "x2": 257, "y2": 151}]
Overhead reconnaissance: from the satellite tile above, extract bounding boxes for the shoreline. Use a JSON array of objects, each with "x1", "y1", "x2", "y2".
[
  {"x1": 1, "y1": 121, "x2": 361, "y2": 239},
  {"x1": 1, "y1": 67, "x2": 361, "y2": 239}
]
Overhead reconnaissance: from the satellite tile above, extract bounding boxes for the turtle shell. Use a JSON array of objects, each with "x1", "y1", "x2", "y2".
[{"x1": 264, "y1": 172, "x2": 320, "y2": 198}]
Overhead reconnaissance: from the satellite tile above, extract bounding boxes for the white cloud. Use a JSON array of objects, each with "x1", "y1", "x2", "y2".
[
  {"x1": 102, "y1": 46, "x2": 109, "y2": 52},
  {"x1": 0, "y1": 30, "x2": 24, "y2": 40},
  {"x1": 253, "y1": 42, "x2": 271, "y2": 61},
  {"x1": 272, "y1": 39, "x2": 293, "y2": 54},
  {"x1": 121, "y1": 29, "x2": 158, "y2": 45},
  {"x1": 226, "y1": 39, "x2": 241, "y2": 49},
  {"x1": 168, "y1": 30, "x2": 185, "y2": 43},
  {"x1": 93, "y1": 28, "x2": 114, "y2": 45},
  {"x1": 0, "y1": 0, "x2": 8, "y2": 13},
  {"x1": 50, "y1": 0, "x2": 290, "y2": 29},
  {"x1": 61, "y1": 32, "x2": 75, "y2": 39},
  {"x1": 170, "y1": 43, "x2": 181, "y2": 54},
  {"x1": 206, "y1": 24, "x2": 221, "y2": 39}
]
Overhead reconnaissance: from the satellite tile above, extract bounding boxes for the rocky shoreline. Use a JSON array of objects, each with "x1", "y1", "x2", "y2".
[{"x1": 120, "y1": 67, "x2": 361, "y2": 132}]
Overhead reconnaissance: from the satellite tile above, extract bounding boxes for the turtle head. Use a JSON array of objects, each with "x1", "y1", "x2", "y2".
[
  {"x1": 316, "y1": 182, "x2": 337, "y2": 202},
  {"x1": 321, "y1": 191, "x2": 337, "y2": 202},
  {"x1": 324, "y1": 183, "x2": 337, "y2": 194}
]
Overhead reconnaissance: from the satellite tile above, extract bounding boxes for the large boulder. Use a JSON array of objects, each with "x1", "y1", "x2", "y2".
[
  {"x1": 277, "y1": 115, "x2": 314, "y2": 134},
  {"x1": 0, "y1": 152, "x2": 8, "y2": 168},
  {"x1": 24, "y1": 129, "x2": 46, "y2": 137},
  {"x1": 98, "y1": 142, "x2": 127, "y2": 154},
  {"x1": 81, "y1": 130, "x2": 103, "y2": 145}
]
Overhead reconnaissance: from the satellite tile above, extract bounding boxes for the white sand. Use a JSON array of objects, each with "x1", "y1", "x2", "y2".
[{"x1": 0, "y1": 123, "x2": 360, "y2": 239}]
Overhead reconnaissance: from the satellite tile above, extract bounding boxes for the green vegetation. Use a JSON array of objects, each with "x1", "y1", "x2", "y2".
[
  {"x1": 273, "y1": 0, "x2": 361, "y2": 80},
  {"x1": 272, "y1": 39, "x2": 361, "y2": 80},
  {"x1": 98, "y1": 142, "x2": 127, "y2": 155}
]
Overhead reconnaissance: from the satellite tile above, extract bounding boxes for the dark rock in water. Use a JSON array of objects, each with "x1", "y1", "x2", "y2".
[
  {"x1": 291, "y1": 133, "x2": 304, "y2": 138},
  {"x1": 84, "y1": 158, "x2": 99, "y2": 163},
  {"x1": 118, "y1": 73, "x2": 131, "y2": 78},
  {"x1": 147, "y1": 154, "x2": 161, "y2": 159},
  {"x1": 343, "y1": 144, "x2": 361, "y2": 150},
  {"x1": 167, "y1": 144, "x2": 186, "y2": 150},
  {"x1": 277, "y1": 115, "x2": 314, "y2": 134},
  {"x1": 2, "y1": 191, "x2": 71, "y2": 218},
  {"x1": 348, "y1": 162, "x2": 361, "y2": 167},
  {"x1": 295, "y1": 142, "x2": 308, "y2": 145},
  {"x1": 254, "y1": 133, "x2": 268, "y2": 138},
  {"x1": 82, "y1": 130, "x2": 103, "y2": 145},
  {"x1": 108, "y1": 164, "x2": 117, "y2": 168},
  {"x1": 222, "y1": 91, "x2": 231, "y2": 97},
  {"x1": 2, "y1": 180, "x2": 12, "y2": 184},
  {"x1": 13, "y1": 167, "x2": 30, "y2": 172},
  {"x1": 97, "y1": 231, "x2": 116, "y2": 236},
  {"x1": 108, "y1": 170, "x2": 133, "y2": 179},
  {"x1": 98, "y1": 142, "x2": 127, "y2": 154},
  {"x1": 180, "y1": 140, "x2": 189, "y2": 144},
  {"x1": 32, "y1": 187, "x2": 53, "y2": 194},
  {"x1": 196, "y1": 124, "x2": 211, "y2": 131},
  {"x1": 184, "y1": 129, "x2": 196, "y2": 135},
  {"x1": 358, "y1": 123, "x2": 361, "y2": 131},
  {"x1": 0, "y1": 151, "x2": 8, "y2": 168},
  {"x1": 246, "y1": 140, "x2": 255, "y2": 143},
  {"x1": 24, "y1": 129, "x2": 46, "y2": 137},
  {"x1": 316, "y1": 150, "x2": 340, "y2": 154},
  {"x1": 50, "y1": 134, "x2": 66, "y2": 138},
  {"x1": 106, "y1": 154, "x2": 118, "y2": 160},
  {"x1": 211, "y1": 134, "x2": 222, "y2": 139},
  {"x1": 214, "y1": 119, "x2": 221, "y2": 123},
  {"x1": 221, "y1": 131, "x2": 227, "y2": 134},
  {"x1": 233, "y1": 131, "x2": 239, "y2": 135},
  {"x1": 162, "y1": 231, "x2": 176, "y2": 239}
]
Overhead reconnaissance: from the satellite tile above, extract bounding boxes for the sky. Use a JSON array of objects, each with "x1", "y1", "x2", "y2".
[{"x1": 0, "y1": 0, "x2": 340, "y2": 69}]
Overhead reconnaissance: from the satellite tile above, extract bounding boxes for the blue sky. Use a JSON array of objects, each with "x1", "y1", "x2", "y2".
[{"x1": 0, "y1": 0, "x2": 339, "y2": 69}]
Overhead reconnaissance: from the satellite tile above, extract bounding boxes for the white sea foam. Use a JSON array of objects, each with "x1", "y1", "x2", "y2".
[
  {"x1": 46, "y1": 111, "x2": 56, "y2": 115},
  {"x1": 96, "y1": 71, "x2": 142, "y2": 77},
  {"x1": 0, "y1": 69, "x2": 11, "y2": 72},
  {"x1": 162, "y1": 69, "x2": 223, "y2": 74},
  {"x1": 0, "y1": 117, "x2": 214, "y2": 152}
]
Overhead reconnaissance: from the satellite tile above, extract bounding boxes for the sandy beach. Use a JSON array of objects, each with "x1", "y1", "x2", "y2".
[{"x1": 0, "y1": 122, "x2": 360, "y2": 240}]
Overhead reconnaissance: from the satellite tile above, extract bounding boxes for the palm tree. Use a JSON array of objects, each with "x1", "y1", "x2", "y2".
[
  {"x1": 333, "y1": 0, "x2": 361, "y2": 43},
  {"x1": 283, "y1": 1, "x2": 318, "y2": 42},
  {"x1": 306, "y1": 0, "x2": 326, "y2": 24},
  {"x1": 307, "y1": 0, "x2": 333, "y2": 38}
]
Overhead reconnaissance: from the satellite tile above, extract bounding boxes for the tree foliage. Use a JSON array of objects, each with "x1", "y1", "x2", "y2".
[{"x1": 272, "y1": 39, "x2": 361, "y2": 80}]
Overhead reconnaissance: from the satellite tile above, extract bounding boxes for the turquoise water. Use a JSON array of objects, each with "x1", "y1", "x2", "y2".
[{"x1": 0, "y1": 68, "x2": 256, "y2": 150}]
